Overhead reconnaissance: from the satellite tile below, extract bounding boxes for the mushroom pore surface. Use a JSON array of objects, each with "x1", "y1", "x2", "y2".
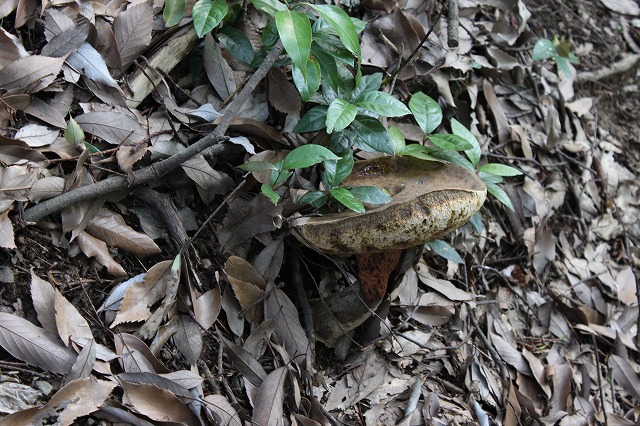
[{"x1": 293, "y1": 156, "x2": 487, "y2": 256}]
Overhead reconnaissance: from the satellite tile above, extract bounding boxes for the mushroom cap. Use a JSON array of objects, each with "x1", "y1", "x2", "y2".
[{"x1": 292, "y1": 156, "x2": 487, "y2": 255}]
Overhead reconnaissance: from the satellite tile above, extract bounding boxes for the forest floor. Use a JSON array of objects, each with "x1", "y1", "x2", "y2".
[{"x1": 0, "y1": 0, "x2": 639, "y2": 424}]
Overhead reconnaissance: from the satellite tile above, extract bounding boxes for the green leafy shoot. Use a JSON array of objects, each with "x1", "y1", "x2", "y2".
[
  {"x1": 283, "y1": 145, "x2": 340, "y2": 169},
  {"x1": 354, "y1": 91, "x2": 411, "y2": 117},
  {"x1": 347, "y1": 186, "x2": 392, "y2": 204},
  {"x1": 451, "y1": 118, "x2": 481, "y2": 167},
  {"x1": 250, "y1": 0, "x2": 287, "y2": 16},
  {"x1": 478, "y1": 163, "x2": 522, "y2": 177},
  {"x1": 326, "y1": 99, "x2": 357, "y2": 133}
]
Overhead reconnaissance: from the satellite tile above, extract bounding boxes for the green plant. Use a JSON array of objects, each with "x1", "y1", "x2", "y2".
[{"x1": 532, "y1": 36, "x2": 579, "y2": 78}]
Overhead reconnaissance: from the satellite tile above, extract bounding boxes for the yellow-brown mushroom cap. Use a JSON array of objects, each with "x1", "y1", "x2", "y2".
[{"x1": 292, "y1": 156, "x2": 487, "y2": 255}]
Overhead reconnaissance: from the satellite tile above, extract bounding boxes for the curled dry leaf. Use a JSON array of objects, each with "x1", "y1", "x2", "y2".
[
  {"x1": 204, "y1": 394, "x2": 242, "y2": 426},
  {"x1": 172, "y1": 315, "x2": 202, "y2": 365},
  {"x1": 224, "y1": 256, "x2": 266, "y2": 324},
  {"x1": 193, "y1": 287, "x2": 221, "y2": 331},
  {"x1": 120, "y1": 381, "x2": 200, "y2": 426},
  {"x1": 0, "y1": 211, "x2": 15, "y2": 249},
  {"x1": 77, "y1": 230, "x2": 127, "y2": 277},
  {"x1": 111, "y1": 259, "x2": 179, "y2": 327},
  {"x1": 113, "y1": 1, "x2": 153, "y2": 70},
  {"x1": 85, "y1": 208, "x2": 161, "y2": 258}
]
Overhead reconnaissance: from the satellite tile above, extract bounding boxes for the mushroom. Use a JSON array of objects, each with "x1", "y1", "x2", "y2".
[{"x1": 291, "y1": 156, "x2": 486, "y2": 348}]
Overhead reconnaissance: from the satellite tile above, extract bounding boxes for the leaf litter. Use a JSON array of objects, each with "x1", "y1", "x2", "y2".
[{"x1": 0, "y1": 0, "x2": 639, "y2": 424}]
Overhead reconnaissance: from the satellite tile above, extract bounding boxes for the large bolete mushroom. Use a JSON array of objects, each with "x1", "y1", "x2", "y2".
[{"x1": 291, "y1": 156, "x2": 486, "y2": 348}]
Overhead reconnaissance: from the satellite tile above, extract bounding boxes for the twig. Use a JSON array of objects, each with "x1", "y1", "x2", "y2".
[
  {"x1": 289, "y1": 249, "x2": 315, "y2": 343},
  {"x1": 23, "y1": 42, "x2": 283, "y2": 223},
  {"x1": 381, "y1": 8, "x2": 444, "y2": 87},
  {"x1": 447, "y1": 0, "x2": 459, "y2": 48},
  {"x1": 469, "y1": 308, "x2": 509, "y2": 381},
  {"x1": 576, "y1": 54, "x2": 640, "y2": 82}
]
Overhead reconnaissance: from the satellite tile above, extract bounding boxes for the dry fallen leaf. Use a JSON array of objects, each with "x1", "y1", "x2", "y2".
[
  {"x1": 0, "y1": 377, "x2": 116, "y2": 426},
  {"x1": 0, "y1": 312, "x2": 76, "y2": 374},
  {"x1": 77, "y1": 230, "x2": 127, "y2": 277},
  {"x1": 252, "y1": 366, "x2": 288, "y2": 426}
]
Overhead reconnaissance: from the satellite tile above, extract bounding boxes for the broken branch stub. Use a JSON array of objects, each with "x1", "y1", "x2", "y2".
[{"x1": 292, "y1": 156, "x2": 487, "y2": 256}]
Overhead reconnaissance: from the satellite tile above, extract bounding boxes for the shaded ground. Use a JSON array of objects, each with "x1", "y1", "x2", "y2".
[{"x1": 0, "y1": 0, "x2": 639, "y2": 424}]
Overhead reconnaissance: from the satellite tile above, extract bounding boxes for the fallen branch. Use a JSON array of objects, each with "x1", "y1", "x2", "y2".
[
  {"x1": 447, "y1": 0, "x2": 459, "y2": 48},
  {"x1": 23, "y1": 42, "x2": 283, "y2": 223},
  {"x1": 576, "y1": 53, "x2": 640, "y2": 82}
]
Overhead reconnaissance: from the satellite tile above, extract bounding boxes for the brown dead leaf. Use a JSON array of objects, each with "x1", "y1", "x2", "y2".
[
  {"x1": 172, "y1": 315, "x2": 202, "y2": 365},
  {"x1": 111, "y1": 258, "x2": 179, "y2": 326},
  {"x1": 77, "y1": 230, "x2": 127, "y2": 277},
  {"x1": 0, "y1": 210, "x2": 15, "y2": 249},
  {"x1": 489, "y1": 332, "x2": 532, "y2": 376},
  {"x1": 267, "y1": 68, "x2": 301, "y2": 117},
  {"x1": 204, "y1": 33, "x2": 237, "y2": 100},
  {"x1": 252, "y1": 236, "x2": 285, "y2": 284},
  {"x1": 222, "y1": 335, "x2": 268, "y2": 387},
  {"x1": 118, "y1": 372, "x2": 196, "y2": 400},
  {"x1": 116, "y1": 142, "x2": 148, "y2": 174},
  {"x1": 264, "y1": 284, "x2": 310, "y2": 365},
  {"x1": 0, "y1": 377, "x2": 116, "y2": 426},
  {"x1": 85, "y1": 208, "x2": 161, "y2": 258},
  {"x1": 549, "y1": 362, "x2": 572, "y2": 414},
  {"x1": 181, "y1": 154, "x2": 235, "y2": 202},
  {"x1": 74, "y1": 111, "x2": 146, "y2": 145},
  {"x1": 204, "y1": 394, "x2": 242, "y2": 426},
  {"x1": 416, "y1": 263, "x2": 473, "y2": 301},
  {"x1": 114, "y1": 333, "x2": 170, "y2": 374},
  {"x1": 67, "y1": 339, "x2": 96, "y2": 382},
  {"x1": 67, "y1": 42, "x2": 120, "y2": 89},
  {"x1": 26, "y1": 176, "x2": 65, "y2": 203},
  {"x1": 0, "y1": 27, "x2": 27, "y2": 67},
  {"x1": 40, "y1": 19, "x2": 90, "y2": 58},
  {"x1": 54, "y1": 287, "x2": 94, "y2": 346},
  {"x1": 0, "y1": 54, "x2": 66, "y2": 93},
  {"x1": 193, "y1": 287, "x2": 222, "y2": 331},
  {"x1": 609, "y1": 354, "x2": 640, "y2": 400},
  {"x1": 225, "y1": 256, "x2": 265, "y2": 324},
  {"x1": 29, "y1": 271, "x2": 57, "y2": 335},
  {"x1": 0, "y1": 312, "x2": 76, "y2": 374},
  {"x1": 219, "y1": 194, "x2": 283, "y2": 252},
  {"x1": 252, "y1": 366, "x2": 287, "y2": 426},
  {"x1": 121, "y1": 381, "x2": 200, "y2": 426},
  {"x1": 113, "y1": 1, "x2": 153, "y2": 70},
  {"x1": 15, "y1": 124, "x2": 58, "y2": 147}
]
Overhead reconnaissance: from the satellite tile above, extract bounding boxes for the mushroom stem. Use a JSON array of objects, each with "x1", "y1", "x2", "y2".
[{"x1": 356, "y1": 249, "x2": 403, "y2": 302}]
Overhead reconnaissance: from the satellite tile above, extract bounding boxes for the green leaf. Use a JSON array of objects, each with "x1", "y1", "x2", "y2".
[
  {"x1": 270, "y1": 167, "x2": 292, "y2": 187},
  {"x1": 276, "y1": 10, "x2": 311, "y2": 78},
  {"x1": 306, "y1": 4, "x2": 361, "y2": 60},
  {"x1": 192, "y1": 0, "x2": 228, "y2": 37},
  {"x1": 283, "y1": 145, "x2": 340, "y2": 170},
  {"x1": 425, "y1": 240, "x2": 464, "y2": 264},
  {"x1": 348, "y1": 186, "x2": 392, "y2": 204},
  {"x1": 310, "y1": 42, "x2": 340, "y2": 92},
  {"x1": 409, "y1": 92, "x2": 442, "y2": 134},
  {"x1": 261, "y1": 183, "x2": 280, "y2": 204},
  {"x1": 350, "y1": 116, "x2": 394, "y2": 154},
  {"x1": 324, "y1": 150, "x2": 354, "y2": 188},
  {"x1": 250, "y1": 0, "x2": 287, "y2": 16},
  {"x1": 451, "y1": 118, "x2": 481, "y2": 167},
  {"x1": 478, "y1": 163, "x2": 522, "y2": 176},
  {"x1": 330, "y1": 187, "x2": 365, "y2": 213},
  {"x1": 469, "y1": 212, "x2": 484, "y2": 234},
  {"x1": 389, "y1": 126, "x2": 405, "y2": 154},
  {"x1": 326, "y1": 98, "x2": 357, "y2": 133},
  {"x1": 292, "y1": 60, "x2": 322, "y2": 102},
  {"x1": 485, "y1": 181, "x2": 514, "y2": 211},
  {"x1": 298, "y1": 191, "x2": 328, "y2": 208},
  {"x1": 433, "y1": 150, "x2": 475, "y2": 172},
  {"x1": 163, "y1": 0, "x2": 186, "y2": 27},
  {"x1": 428, "y1": 134, "x2": 473, "y2": 151},
  {"x1": 355, "y1": 91, "x2": 411, "y2": 117},
  {"x1": 532, "y1": 38, "x2": 556, "y2": 61},
  {"x1": 64, "y1": 117, "x2": 84, "y2": 146},
  {"x1": 351, "y1": 73, "x2": 382, "y2": 100},
  {"x1": 294, "y1": 105, "x2": 328, "y2": 132},
  {"x1": 555, "y1": 56, "x2": 574, "y2": 78},
  {"x1": 328, "y1": 130, "x2": 354, "y2": 152},
  {"x1": 218, "y1": 27, "x2": 255, "y2": 64},
  {"x1": 237, "y1": 161, "x2": 279, "y2": 172},
  {"x1": 398, "y1": 144, "x2": 443, "y2": 162},
  {"x1": 479, "y1": 172, "x2": 503, "y2": 184}
]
